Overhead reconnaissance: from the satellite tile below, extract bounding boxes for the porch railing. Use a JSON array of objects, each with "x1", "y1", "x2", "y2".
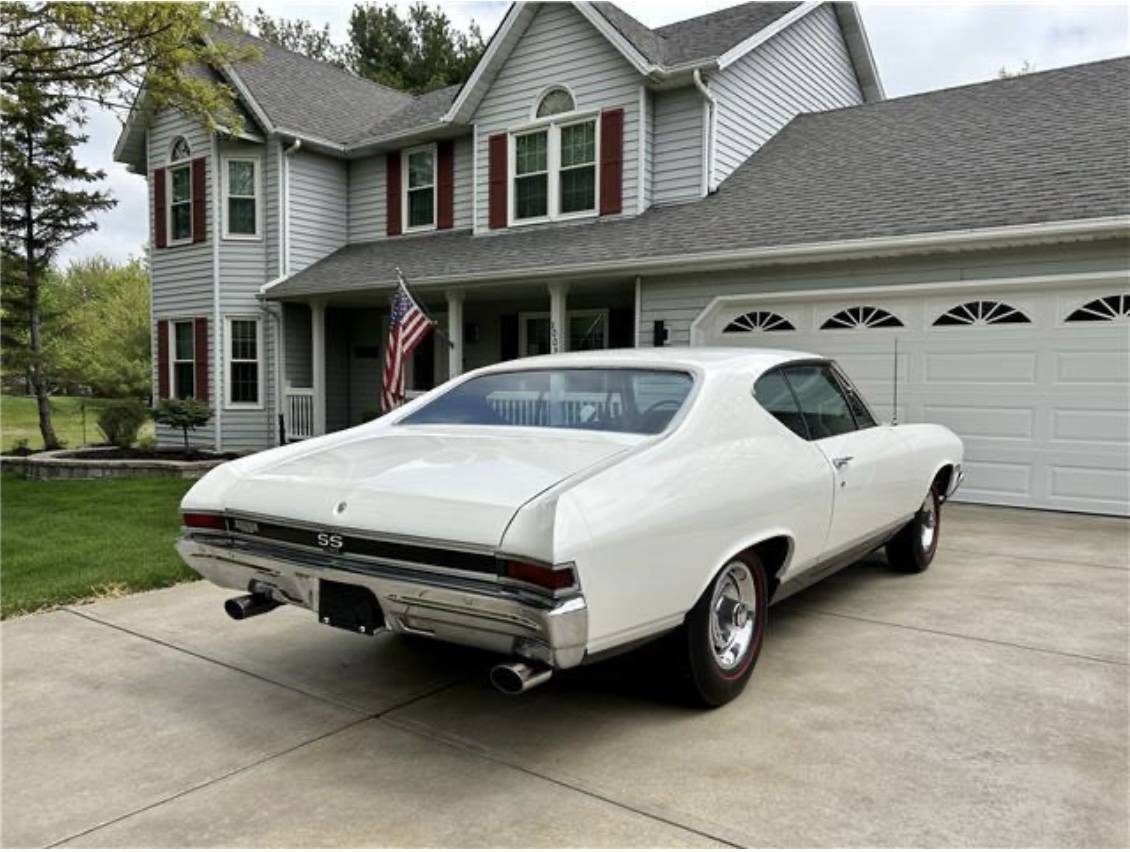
[
  {"x1": 487, "y1": 392, "x2": 622, "y2": 427},
  {"x1": 285, "y1": 387, "x2": 315, "y2": 440}
]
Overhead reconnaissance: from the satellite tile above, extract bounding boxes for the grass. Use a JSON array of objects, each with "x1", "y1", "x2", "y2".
[
  {"x1": 1, "y1": 394, "x2": 155, "y2": 452},
  {"x1": 1, "y1": 473, "x2": 196, "y2": 618}
]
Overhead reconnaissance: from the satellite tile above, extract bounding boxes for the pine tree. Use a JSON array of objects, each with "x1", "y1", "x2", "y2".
[{"x1": 0, "y1": 83, "x2": 114, "y2": 449}]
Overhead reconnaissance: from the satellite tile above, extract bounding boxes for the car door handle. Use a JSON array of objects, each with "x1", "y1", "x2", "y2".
[{"x1": 832, "y1": 456, "x2": 853, "y2": 469}]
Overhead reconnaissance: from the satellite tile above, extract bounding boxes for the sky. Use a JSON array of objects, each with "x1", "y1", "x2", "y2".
[{"x1": 63, "y1": 0, "x2": 1130, "y2": 266}]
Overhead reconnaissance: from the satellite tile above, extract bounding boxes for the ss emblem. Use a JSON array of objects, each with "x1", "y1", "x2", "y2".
[{"x1": 317, "y1": 532, "x2": 344, "y2": 552}]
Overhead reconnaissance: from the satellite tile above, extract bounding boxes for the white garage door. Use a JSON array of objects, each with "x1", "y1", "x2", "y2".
[{"x1": 695, "y1": 276, "x2": 1129, "y2": 515}]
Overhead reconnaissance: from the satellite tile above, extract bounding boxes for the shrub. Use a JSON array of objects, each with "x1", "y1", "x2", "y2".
[
  {"x1": 97, "y1": 399, "x2": 148, "y2": 449},
  {"x1": 151, "y1": 399, "x2": 212, "y2": 450},
  {"x1": 137, "y1": 434, "x2": 157, "y2": 453}
]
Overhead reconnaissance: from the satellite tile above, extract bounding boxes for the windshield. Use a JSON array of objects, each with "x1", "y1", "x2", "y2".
[{"x1": 400, "y1": 368, "x2": 694, "y2": 435}]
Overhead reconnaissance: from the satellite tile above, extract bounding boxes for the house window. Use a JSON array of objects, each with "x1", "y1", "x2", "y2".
[
  {"x1": 223, "y1": 157, "x2": 259, "y2": 238},
  {"x1": 171, "y1": 320, "x2": 195, "y2": 399},
  {"x1": 537, "y1": 87, "x2": 575, "y2": 118},
  {"x1": 559, "y1": 121, "x2": 596, "y2": 214},
  {"x1": 519, "y1": 310, "x2": 607, "y2": 356},
  {"x1": 403, "y1": 145, "x2": 436, "y2": 230},
  {"x1": 226, "y1": 317, "x2": 261, "y2": 407},
  {"x1": 167, "y1": 149, "x2": 192, "y2": 241},
  {"x1": 723, "y1": 311, "x2": 796, "y2": 333},
  {"x1": 514, "y1": 130, "x2": 549, "y2": 220},
  {"x1": 933, "y1": 300, "x2": 1030, "y2": 326}
]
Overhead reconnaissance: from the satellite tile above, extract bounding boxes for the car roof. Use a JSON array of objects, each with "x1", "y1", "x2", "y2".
[{"x1": 476, "y1": 347, "x2": 822, "y2": 374}]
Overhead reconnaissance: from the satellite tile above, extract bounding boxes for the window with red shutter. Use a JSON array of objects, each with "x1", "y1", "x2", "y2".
[
  {"x1": 386, "y1": 151, "x2": 402, "y2": 236},
  {"x1": 488, "y1": 134, "x2": 508, "y2": 229},
  {"x1": 436, "y1": 140, "x2": 455, "y2": 230},
  {"x1": 194, "y1": 317, "x2": 209, "y2": 401},
  {"x1": 153, "y1": 169, "x2": 167, "y2": 249},
  {"x1": 156, "y1": 320, "x2": 170, "y2": 398},
  {"x1": 191, "y1": 158, "x2": 207, "y2": 243},
  {"x1": 599, "y1": 108, "x2": 623, "y2": 216}
]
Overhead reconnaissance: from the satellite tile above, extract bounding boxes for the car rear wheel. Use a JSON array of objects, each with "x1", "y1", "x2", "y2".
[
  {"x1": 885, "y1": 486, "x2": 941, "y2": 573},
  {"x1": 682, "y1": 554, "x2": 768, "y2": 707}
]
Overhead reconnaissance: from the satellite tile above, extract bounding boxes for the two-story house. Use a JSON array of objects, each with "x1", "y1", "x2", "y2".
[{"x1": 114, "y1": 1, "x2": 1129, "y2": 516}]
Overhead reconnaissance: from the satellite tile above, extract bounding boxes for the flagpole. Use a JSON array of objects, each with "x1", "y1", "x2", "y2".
[{"x1": 395, "y1": 266, "x2": 454, "y2": 349}]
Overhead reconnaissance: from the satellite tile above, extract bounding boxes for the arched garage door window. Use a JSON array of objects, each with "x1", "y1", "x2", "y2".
[
  {"x1": 723, "y1": 311, "x2": 795, "y2": 333},
  {"x1": 933, "y1": 300, "x2": 1030, "y2": 326},
  {"x1": 1065, "y1": 294, "x2": 1129, "y2": 322},
  {"x1": 820, "y1": 306, "x2": 903, "y2": 330}
]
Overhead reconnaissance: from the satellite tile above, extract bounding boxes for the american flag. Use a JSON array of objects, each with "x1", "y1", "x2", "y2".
[{"x1": 381, "y1": 274, "x2": 433, "y2": 412}]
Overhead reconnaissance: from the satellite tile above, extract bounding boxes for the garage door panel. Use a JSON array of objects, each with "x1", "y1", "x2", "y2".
[{"x1": 699, "y1": 280, "x2": 1129, "y2": 515}]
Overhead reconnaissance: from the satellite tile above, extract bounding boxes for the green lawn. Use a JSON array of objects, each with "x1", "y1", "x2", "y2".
[
  {"x1": 1, "y1": 474, "x2": 196, "y2": 618},
  {"x1": 1, "y1": 394, "x2": 155, "y2": 452}
]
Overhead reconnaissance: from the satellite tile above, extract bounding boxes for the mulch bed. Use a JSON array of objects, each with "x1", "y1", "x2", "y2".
[{"x1": 66, "y1": 448, "x2": 241, "y2": 462}]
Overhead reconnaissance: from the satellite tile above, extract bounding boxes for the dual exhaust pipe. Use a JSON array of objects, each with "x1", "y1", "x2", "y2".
[{"x1": 224, "y1": 594, "x2": 552, "y2": 695}]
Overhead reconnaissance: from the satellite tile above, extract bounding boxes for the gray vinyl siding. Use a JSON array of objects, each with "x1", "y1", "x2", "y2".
[
  {"x1": 453, "y1": 134, "x2": 473, "y2": 230},
  {"x1": 217, "y1": 137, "x2": 276, "y2": 451},
  {"x1": 471, "y1": 3, "x2": 642, "y2": 231},
  {"x1": 637, "y1": 240, "x2": 1130, "y2": 347},
  {"x1": 265, "y1": 140, "x2": 281, "y2": 280},
  {"x1": 289, "y1": 149, "x2": 348, "y2": 272},
  {"x1": 641, "y1": 88, "x2": 653, "y2": 211},
  {"x1": 711, "y1": 4, "x2": 863, "y2": 183},
  {"x1": 348, "y1": 153, "x2": 386, "y2": 243},
  {"x1": 148, "y1": 108, "x2": 214, "y2": 448},
  {"x1": 651, "y1": 87, "x2": 704, "y2": 205},
  {"x1": 284, "y1": 303, "x2": 312, "y2": 387}
]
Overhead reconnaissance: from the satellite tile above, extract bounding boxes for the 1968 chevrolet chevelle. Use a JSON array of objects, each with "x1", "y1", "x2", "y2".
[{"x1": 178, "y1": 349, "x2": 963, "y2": 706}]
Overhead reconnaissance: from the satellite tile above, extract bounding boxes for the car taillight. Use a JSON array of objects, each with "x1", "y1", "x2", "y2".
[
  {"x1": 503, "y1": 559, "x2": 576, "y2": 592},
  {"x1": 182, "y1": 512, "x2": 226, "y2": 531}
]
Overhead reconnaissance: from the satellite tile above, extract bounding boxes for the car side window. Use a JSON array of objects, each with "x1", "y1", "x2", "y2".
[
  {"x1": 782, "y1": 364, "x2": 858, "y2": 439},
  {"x1": 753, "y1": 369, "x2": 809, "y2": 439},
  {"x1": 831, "y1": 365, "x2": 877, "y2": 429}
]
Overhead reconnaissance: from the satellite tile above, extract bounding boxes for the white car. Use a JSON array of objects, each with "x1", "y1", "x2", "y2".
[{"x1": 178, "y1": 348, "x2": 963, "y2": 706}]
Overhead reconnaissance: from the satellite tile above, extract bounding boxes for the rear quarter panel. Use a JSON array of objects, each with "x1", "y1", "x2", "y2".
[{"x1": 561, "y1": 372, "x2": 834, "y2": 654}]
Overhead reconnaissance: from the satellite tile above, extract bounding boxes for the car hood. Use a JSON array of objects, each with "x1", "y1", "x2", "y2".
[{"x1": 214, "y1": 426, "x2": 643, "y2": 547}]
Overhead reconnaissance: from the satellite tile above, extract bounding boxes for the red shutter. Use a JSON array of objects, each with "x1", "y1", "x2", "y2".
[
  {"x1": 191, "y1": 157, "x2": 207, "y2": 243},
  {"x1": 599, "y1": 108, "x2": 624, "y2": 216},
  {"x1": 194, "y1": 317, "x2": 209, "y2": 402},
  {"x1": 487, "y1": 133, "x2": 508, "y2": 229},
  {"x1": 156, "y1": 320, "x2": 169, "y2": 399},
  {"x1": 436, "y1": 139, "x2": 455, "y2": 230},
  {"x1": 153, "y1": 168, "x2": 167, "y2": 249},
  {"x1": 386, "y1": 151, "x2": 402, "y2": 236}
]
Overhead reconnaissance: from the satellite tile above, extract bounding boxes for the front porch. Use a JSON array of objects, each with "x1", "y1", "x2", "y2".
[{"x1": 278, "y1": 278, "x2": 637, "y2": 440}]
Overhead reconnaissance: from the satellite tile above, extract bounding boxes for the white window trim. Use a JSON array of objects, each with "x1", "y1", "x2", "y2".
[
  {"x1": 518, "y1": 309, "x2": 609, "y2": 355},
  {"x1": 530, "y1": 83, "x2": 577, "y2": 121},
  {"x1": 221, "y1": 154, "x2": 261, "y2": 240},
  {"x1": 508, "y1": 112, "x2": 601, "y2": 227},
  {"x1": 166, "y1": 159, "x2": 194, "y2": 247},
  {"x1": 224, "y1": 316, "x2": 264, "y2": 410},
  {"x1": 169, "y1": 319, "x2": 196, "y2": 399},
  {"x1": 401, "y1": 143, "x2": 438, "y2": 233}
]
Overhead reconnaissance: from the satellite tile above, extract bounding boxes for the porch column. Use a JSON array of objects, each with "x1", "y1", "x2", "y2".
[
  {"x1": 446, "y1": 289, "x2": 464, "y2": 377},
  {"x1": 310, "y1": 299, "x2": 327, "y2": 436},
  {"x1": 548, "y1": 281, "x2": 570, "y2": 353}
]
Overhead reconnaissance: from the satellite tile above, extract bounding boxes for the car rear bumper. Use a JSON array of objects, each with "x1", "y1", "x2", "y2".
[{"x1": 176, "y1": 535, "x2": 588, "y2": 669}]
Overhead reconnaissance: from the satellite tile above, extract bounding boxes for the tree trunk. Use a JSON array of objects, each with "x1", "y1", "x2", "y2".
[{"x1": 24, "y1": 132, "x2": 60, "y2": 450}]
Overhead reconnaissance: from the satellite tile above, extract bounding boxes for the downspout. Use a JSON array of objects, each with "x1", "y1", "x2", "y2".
[
  {"x1": 282, "y1": 138, "x2": 302, "y2": 275},
  {"x1": 693, "y1": 69, "x2": 717, "y2": 194},
  {"x1": 211, "y1": 132, "x2": 223, "y2": 451}
]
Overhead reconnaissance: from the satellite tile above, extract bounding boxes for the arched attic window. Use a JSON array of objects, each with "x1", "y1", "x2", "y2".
[
  {"x1": 536, "y1": 87, "x2": 575, "y2": 118},
  {"x1": 169, "y1": 136, "x2": 191, "y2": 163}
]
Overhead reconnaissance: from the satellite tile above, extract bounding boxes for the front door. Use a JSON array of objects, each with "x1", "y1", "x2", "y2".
[
  {"x1": 782, "y1": 362, "x2": 910, "y2": 555},
  {"x1": 519, "y1": 310, "x2": 608, "y2": 356}
]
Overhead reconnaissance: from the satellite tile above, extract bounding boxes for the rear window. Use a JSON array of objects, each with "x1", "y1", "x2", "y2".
[{"x1": 400, "y1": 368, "x2": 694, "y2": 435}]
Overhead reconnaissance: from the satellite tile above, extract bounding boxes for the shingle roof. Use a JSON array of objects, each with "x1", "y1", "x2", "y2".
[
  {"x1": 269, "y1": 57, "x2": 1130, "y2": 299},
  {"x1": 591, "y1": 1, "x2": 801, "y2": 66},
  {"x1": 349, "y1": 85, "x2": 461, "y2": 144},
  {"x1": 212, "y1": 25, "x2": 413, "y2": 145}
]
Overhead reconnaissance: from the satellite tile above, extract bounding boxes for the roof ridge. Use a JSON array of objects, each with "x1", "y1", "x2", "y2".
[{"x1": 211, "y1": 23, "x2": 414, "y2": 104}]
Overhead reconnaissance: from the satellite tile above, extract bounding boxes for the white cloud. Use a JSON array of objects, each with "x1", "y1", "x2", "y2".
[{"x1": 57, "y1": 0, "x2": 1129, "y2": 267}]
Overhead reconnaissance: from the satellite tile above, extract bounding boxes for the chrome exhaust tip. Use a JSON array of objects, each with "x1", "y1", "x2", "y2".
[
  {"x1": 489, "y1": 661, "x2": 553, "y2": 695},
  {"x1": 224, "y1": 592, "x2": 280, "y2": 621}
]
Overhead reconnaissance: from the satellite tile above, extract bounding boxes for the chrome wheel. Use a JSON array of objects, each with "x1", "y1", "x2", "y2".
[
  {"x1": 708, "y1": 561, "x2": 757, "y2": 671},
  {"x1": 918, "y1": 495, "x2": 938, "y2": 551}
]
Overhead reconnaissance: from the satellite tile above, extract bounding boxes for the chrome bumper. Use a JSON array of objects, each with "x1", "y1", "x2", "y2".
[{"x1": 176, "y1": 536, "x2": 588, "y2": 668}]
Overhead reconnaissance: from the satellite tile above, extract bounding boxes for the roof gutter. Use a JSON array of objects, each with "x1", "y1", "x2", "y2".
[{"x1": 265, "y1": 216, "x2": 1130, "y2": 297}]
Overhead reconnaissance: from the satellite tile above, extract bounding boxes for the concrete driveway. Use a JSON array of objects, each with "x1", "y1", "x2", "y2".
[{"x1": 3, "y1": 504, "x2": 1127, "y2": 847}]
